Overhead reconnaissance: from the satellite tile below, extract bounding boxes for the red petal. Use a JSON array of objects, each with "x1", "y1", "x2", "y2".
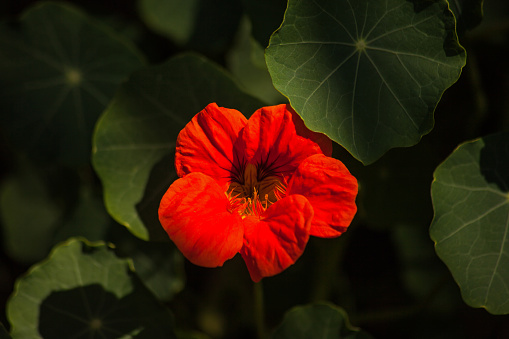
[
  {"x1": 287, "y1": 154, "x2": 358, "y2": 238},
  {"x1": 159, "y1": 172, "x2": 244, "y2": 267},
  {"x1": 175, "y1": 103, "x2": 248, "y2": 186},
  {"x1": 289, "y1": 106, "x2": 333, "y2": 157},
  {"x1": 240, "y1": 195, "x2": 313, "y2": 282},
  {"x1": 236, "y1": 104, "x2": 325, "y2": 177}
]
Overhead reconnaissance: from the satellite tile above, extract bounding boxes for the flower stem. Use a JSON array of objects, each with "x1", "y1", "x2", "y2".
[{"x1": 254, "y1": 281, "x2": 266, "y2": 339}]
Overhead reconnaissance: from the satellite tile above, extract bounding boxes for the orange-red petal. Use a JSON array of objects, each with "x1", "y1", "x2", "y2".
[
  {"x1": 240, "y1": 195, "x2": 313, "y2": 282},
  {"x1": 158, "y1": 172, "x2": 244, "y2": 267},
  {"x1": 236, "y1": 104, "x2": 325, "y2": 177},
  {"x1": 287, "y1": 154, "x2": 358, "y2": 238},
  {"x1": 175, "y1": 103, "x2": 248, "y2": 186},
  {"x1": 289, "y1": 106, "x2": 333, "y2": 157}
]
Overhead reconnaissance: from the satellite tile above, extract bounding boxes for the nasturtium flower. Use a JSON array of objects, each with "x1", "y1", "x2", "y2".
[{"x1": 159, "y1": 103, "x2": 358, "y2": 282}]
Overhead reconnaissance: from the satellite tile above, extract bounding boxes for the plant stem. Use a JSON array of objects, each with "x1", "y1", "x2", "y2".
[{"x1": 254, "y1": 281, "x2": 266, "y2": 339}]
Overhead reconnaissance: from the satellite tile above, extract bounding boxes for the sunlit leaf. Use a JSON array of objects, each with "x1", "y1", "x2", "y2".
[
  {"x1": 138, "y1": 0, "x2": 242, "y2": 55},
  {"x1": 92, "y1": 53, "x2": 264, "y2": 240},
  {"x1": 270, "y1": 303, "x2": 373, "y2": 339},
  {"x1": 265, "y1": 0, "x2": 466, "y2": 164},
  {"x1": 0, "y1": 2, "x2": 144, "y2": 165},
  {"x1": 430, "y1": 132, "x2": 509, "y2": 314},
  {"x1": 7, "y1": 239, "x2": 176, "y2": 338}
]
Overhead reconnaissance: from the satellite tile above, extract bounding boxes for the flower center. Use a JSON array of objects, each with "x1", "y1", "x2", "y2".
[{"x1": 227, "y1": 163, "x2": 286, "y2": 218}]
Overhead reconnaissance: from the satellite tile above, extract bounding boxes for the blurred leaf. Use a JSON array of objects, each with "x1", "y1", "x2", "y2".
[
  {"x1": 270, "y1": 303, "x2": 373, "y2": 339},
  {"x1": 227, "y1": 17, "x2": 287, "y2": 105},
  {"x1": 0, "y1": 158, "x2": 113, "y2": 264},
  {"x1": 111, "y1": 226, "x2": 186, "y2": 302},
  {"x1": 138, "y1": 0, "x2": 242, "y2": 55},
  {"x1": 0, "y1": 162, "x2": 64, "y2": 263},
  {"x1": 265, "y1": 0, "x2": 466, "y2": 164},
  {"x1": 92, "y1": 53, "x2": 264, "y2": 241},
  {"x1": 0, "y1": 2, "x2": 144, "y2": 165},
  {"x1": 241, "y1": 0, "x2": 287, "y2": 47},
  {"x1": 430, "y1": 132, "x2": 509, "y2": 314},
  {"x1": 52, "y1": 185, "x2": 112, "y2": 244},
  {"x1": 7, "y1": 238, "x2": 176, "y2": 338},
  {"x1": 449, "y1": 0, "x2": 484, "y2": 35}
]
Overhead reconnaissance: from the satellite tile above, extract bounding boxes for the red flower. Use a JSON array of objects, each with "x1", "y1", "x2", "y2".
[{"x1": 158, "y1": 103, "x2": 358, "y2": 282}]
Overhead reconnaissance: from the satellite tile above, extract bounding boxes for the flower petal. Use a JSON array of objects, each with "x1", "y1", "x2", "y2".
[
  {"x1": 175, "y1": 103, "x2": 248, "y2": 185},
  {"x1": 236, "y1": 104, "x2": 325, "y2": 177},
  {"x1": 240, "y1": 195, "x2": 313, "y2": 282},
  {"x1": 158, "y1": 172, "x2": 244, "y2": 267},
  {"x1": 290, "y1": 106, "x2": 332, "y2": 157},
  {"x1": 287, "y1": 154, "x2": 358, "y2": 238}
]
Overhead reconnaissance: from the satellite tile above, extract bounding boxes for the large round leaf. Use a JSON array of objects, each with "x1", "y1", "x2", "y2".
[
  {"x1": 270, "y1": 303, "x2": 373, "y2": 339},
  {"x1": 265, "y1": 0, "x2": 466, "y2": 164},
  {"x1": 0, "y1": 2, "x2": 144, "y2": 165},
  {"x1": 7, "y1": 238, "x2": 176, "y2": 338},
  {"x1": 92, "y1": 53, "x2": 264, "y2": 240},
  {"x1": 430, "y1": 132, "x2": 509, "y2": 314}
]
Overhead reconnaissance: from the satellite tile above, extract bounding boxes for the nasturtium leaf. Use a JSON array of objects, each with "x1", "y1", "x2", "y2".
[
  {"x1": 138, "y1": 0, "x2": 242, "y2": 55},
  {"x1": 0, "y1": 163, "x2": 64, "y2": 264},
  {"x1": 265, "y1": 0, "x2": 466, "y2": 164},
  {"x1": 430, "y1": 132, "x2": 509, "y2": 314},
  {"x1": 7, "y1": 239, "x2": 176, "y2": 338},
  {"x1": 112, "y1": 226, "x2": 185, "y2": 302},
  {"x1": 0, "y1": 2, "x2": 144, "y2": 165},
  {"x1": 227, "y1": 17, "x2": 287, "y2": 105},
  {"x1": 92, "y1": 53, "x2": 264, "y2": 240},
  {"x1": 52, "y1": 185, "x2": 112, "y2": 245},
  {"x1": 449, "y1": 0, "x2": 484, "y2": 35},
  {"x1": 270, "y1": 303, "x2": 373, "y2": 339}
]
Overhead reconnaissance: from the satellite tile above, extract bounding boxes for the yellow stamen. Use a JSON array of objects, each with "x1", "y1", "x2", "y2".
[{"x1": 226, "y1": 163, "x2": 287, "y2": 218}]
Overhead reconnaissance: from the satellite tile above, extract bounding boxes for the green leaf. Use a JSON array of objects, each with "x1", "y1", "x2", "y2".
[
  {"x1": 265, "y1": 0, "x2": 466, "y2": 164},
  {"x1": 92, "y1": 53, "x2": 264, "y2": 240},
  {"x1": 449, "y1": 0, "x2": 484, "y2": 35},
  {"x1": 138, "y1": 0, "x2": 242, "y2": 55},
  {"x1": 7, "y1": 238, "x2": 176, "y2": 338},
  {"x1": 0, "y1": 2, "x2": 144, "y2": 165},
  {"x1": 227, "y1": 17, "x2": 287, "y2": 105},
  {"x1": 430, "y1": 132, "x2": 509, "y2": 314},
  {"x1": 112, "y1": 226, "x2": 186, "y2": 302},
  {"x1": 0, "y1": 162, "x2": 64, "y2": 264},
  {"x1": 270, "y1": 303, "x2": 373, "y2": 339}
]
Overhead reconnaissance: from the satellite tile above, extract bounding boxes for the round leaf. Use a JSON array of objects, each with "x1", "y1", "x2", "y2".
[
  {"x1": 270, "y1": 303, "x2": 373, "y2": 339},
  {"x1": 265, "y1": 0, "x2": 466, "y2": 164},
  {"x1": 7, "y1": 238, "x2": 176, "y2": 338},
  {"x1": 0, "y1": 2, "x2": 144, "y2": 165},
  {"x1": 430, "y1": 132, "x2": 509, "y2": 314},
  {"x1": 138, "y1": 0, "x2": 242, "y2": 55},
  {"x1": 92, "y1": 53, "x2": 264, "y2": 240}
]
